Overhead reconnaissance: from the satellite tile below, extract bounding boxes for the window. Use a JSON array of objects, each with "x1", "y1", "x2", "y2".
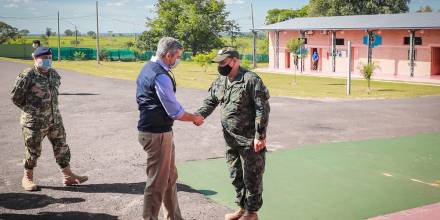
[
  {"x1": 298, "y1": 38, "x2": 307, "y2": 44},
  {"x1": 336, "y1": 38, "x2": 344, "y2": 45},
  {"x1": 404, "y1": 37, "x2": 422, "y2": 45}
]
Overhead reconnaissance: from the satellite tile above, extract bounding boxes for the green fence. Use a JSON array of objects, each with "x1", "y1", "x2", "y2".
[
  {"x1": 0, "y1": 44, "x2": 34, "y2": 59},
  {"x1": 0, "y1": 44, "x2": 269, "y2": 62}
]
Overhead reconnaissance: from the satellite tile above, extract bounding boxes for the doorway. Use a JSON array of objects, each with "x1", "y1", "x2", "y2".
[
  {"x1": 310, "y1": 48, "x2": 321, "y2": 71},
  {"x1": 285, "y1": 50, "x2": 291, "y2": 69},
  {"x1": 431, "y1": 47, "x2": 440, "y2": 75}
]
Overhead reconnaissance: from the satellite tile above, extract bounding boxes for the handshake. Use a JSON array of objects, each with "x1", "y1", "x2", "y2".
[{"x1": 192, "y1": 113, "x2": 204, "y2": 126}]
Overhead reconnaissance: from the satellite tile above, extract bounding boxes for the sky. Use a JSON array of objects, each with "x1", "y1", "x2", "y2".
[{"x1": 1, "y1": 0, "x2": 439, "y2": 35}]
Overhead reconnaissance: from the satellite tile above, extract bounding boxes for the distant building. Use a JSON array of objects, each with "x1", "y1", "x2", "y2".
[{"x1": 257, "y1": 13, "x2": 440, "y2": 78}]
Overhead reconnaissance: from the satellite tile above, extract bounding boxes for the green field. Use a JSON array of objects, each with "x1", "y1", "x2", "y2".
[
  {"x1": 2, "y1": 57, "x2": 440, "y2": 99},
  {"x1": 7, "y1": 35, "x2": 267, "y2": 54},
  {"x1": 10, "y1": 35, "x2": 136, "y2": 49},
  {"x1": 177, "y1": 133, "x2": 440, "y2": 220}
]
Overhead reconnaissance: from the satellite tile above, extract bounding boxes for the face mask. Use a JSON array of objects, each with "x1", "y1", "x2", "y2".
[
  {"x1": 170, "y1": 58, "x2": 180, "y2": 69},
  {"x1": 218, "y1": 60, "x2": 234, "y2": 76},
  {"x1": 36, "y1": 59, "x2": 52, "y2": 70}
]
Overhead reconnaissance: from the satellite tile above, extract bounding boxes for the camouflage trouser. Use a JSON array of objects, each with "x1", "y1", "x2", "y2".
[
  {"x1": 22, "y1": 123, "x2": 71, "y2": 169},
  {"x1": 225, "y1": 135, "x2": 266, "y2": 211}
]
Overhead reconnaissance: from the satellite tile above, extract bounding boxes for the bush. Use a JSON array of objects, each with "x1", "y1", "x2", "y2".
[
  {"x1": 241, "y1": 58, "x2": 251, "y2": 69},
  {"x1": 73, "y1": 51, "x2": 86, "y2": 61},
  {"x1": 359, "y1": 62, "x2": 380, "y2": 93},
  {"x1": 70, "y1": 40, "x2": 80, "y2": 46},
  {"x1": 98, "y1": 50, "x2": 109, "y2": 61},
  {"x1": 192, "y1": 51, "x2": 216, "y2": 72}
]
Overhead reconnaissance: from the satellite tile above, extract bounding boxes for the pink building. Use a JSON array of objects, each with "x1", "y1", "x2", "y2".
[{"x1": 257, "y1": 13, "x2": 440, "y2": 78}]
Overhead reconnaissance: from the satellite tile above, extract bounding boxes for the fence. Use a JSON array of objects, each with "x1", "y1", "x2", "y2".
[{"x1": 0, "y1": 44, "x2": 269, "y2": 62}]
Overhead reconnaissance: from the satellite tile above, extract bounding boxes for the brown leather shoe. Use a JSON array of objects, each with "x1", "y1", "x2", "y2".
[
  {"x1": 60, "y1": 165, "x2": 88, "y2": 186},
  {"x1": 238, "y1": 211, "x2": 258, "y2": 220},
  {"x1": 225, "y1": 208, "x2": 245, "y2": 220}
]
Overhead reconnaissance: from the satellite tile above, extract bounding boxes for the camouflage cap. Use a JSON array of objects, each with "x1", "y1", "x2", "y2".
[{"x1": 212, "y1": 47, "x2": 240, "y2": 62}]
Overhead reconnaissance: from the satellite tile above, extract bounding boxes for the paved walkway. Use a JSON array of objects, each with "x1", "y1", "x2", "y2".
[
  {"x1": 255, "y1": 68, "x2": 440, "y2": 85},
  {"x1": 369, "y1": 202, "x2": 440, "y2": 220},
  {"x1": 1, "y1": 61, "x2": 439, "y2": 219}
]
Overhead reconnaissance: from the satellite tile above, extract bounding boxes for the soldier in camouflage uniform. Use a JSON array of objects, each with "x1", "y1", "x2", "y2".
[
  {"x1": 11, "y1": 47, "x2": 88, "y2": 191},
  {"x1": 196, "y1": 48, "x2": 270, "y2": 220}
]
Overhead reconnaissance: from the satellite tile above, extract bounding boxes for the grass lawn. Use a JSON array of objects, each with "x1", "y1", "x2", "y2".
[
  {"x1": 177, "y1": 133, "x2": 440, "y2": 220},
  {"x1": 2, "y1": 57, "x2": 440, "y2": 99}
]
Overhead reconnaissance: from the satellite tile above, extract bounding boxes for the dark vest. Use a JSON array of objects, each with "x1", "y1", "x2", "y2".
[{"x1": 136, "y1": 61, "x2": 176, "y2": 133}]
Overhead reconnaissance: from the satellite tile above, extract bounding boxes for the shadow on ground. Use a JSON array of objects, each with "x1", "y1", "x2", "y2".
[
  {"x1": 0, "y1": 193, "x2": 84, "y2": 210},
  {"x1": 58, "y1": 93, "x2": 99, "y2": 96},
  {"x1": 0, "y1": 211, "x2": 118, "y2": 220},
  {"x1": 40, "y1": 182, "x2": 217, "y2": 196}
]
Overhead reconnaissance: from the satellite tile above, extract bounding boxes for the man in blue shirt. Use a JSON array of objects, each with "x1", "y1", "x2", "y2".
[
  {"x1": 312, "y1": 51, "x2": 319, "y2": 70},
  {"x1": 136, "y1": 37, "x2": 203, "y2": 220}
]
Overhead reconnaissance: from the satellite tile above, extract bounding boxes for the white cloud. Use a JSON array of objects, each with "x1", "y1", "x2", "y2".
[
  {"x1": 106, "y1": 0, "x2": 130, "y2": 7},
  {"x1": 3, "y1": 0, "x2": 46, "y2": 8},
  {"x1": 223, "y1": 0, "x2": 245, "y2": 5},
  {"x1": 4, "y1": 3, "x2": 18, "y2": 7},
  {"x1": 5, "y1": 0, "x2": 31, "y2": 4}
]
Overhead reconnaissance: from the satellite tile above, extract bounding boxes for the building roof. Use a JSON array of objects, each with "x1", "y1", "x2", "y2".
[{"x1": 256, "y1": 12, "x2": 440, "y2": 31}]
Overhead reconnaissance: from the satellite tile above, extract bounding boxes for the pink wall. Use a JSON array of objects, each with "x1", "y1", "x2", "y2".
[{"x1": 268, "y1": 29, "x2": 440, "y2": 77}]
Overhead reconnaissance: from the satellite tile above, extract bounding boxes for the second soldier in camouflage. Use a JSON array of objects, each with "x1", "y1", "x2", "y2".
[
  {"x1": 11, "y1": 47, "x2": 88, "y2": 191},
  {"x1": 196, "y1": 48, "x2": 270, "y2": 220}
]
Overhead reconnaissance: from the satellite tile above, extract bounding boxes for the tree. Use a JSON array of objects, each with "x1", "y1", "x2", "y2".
[
  {"x1": 416, "y1": 5, "x2": 433, "y2": 13},
  {"x1": 87, "y1": 31, "x2": 96, "y2": 37},
  {"x1": 286, "y1": 38, "x2": 306, "y2": 83},
  {"x1": 45, "y1": 27, "x2": 52, "y2": 38},
  {"x1": 0, "y1": 21, "x2": 19, "y2": 44},
  {"x1": 308, "y1": 0, "x2": 410, "y2": 17},
  {"x1": 137, "y1": 0, "x2": 239, "y2": 55},
  {"x1": 19, "y1": 29, "x2": 30, "y2": 36},
  {"x1": 257, "y1": 36, "x2": 269, "y2": 55},
  {"x1": 65, "y1": 29, "x2": 74, "y2": 36},
  {"x1": 265, "y1": 5, "x2": 309, "y2": 24},
  {"x1": 135, "y1": 30, "x2": 162, "y2": 53}
]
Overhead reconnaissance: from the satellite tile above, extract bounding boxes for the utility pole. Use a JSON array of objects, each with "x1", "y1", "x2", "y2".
[
  {"x1": 347, "y1": 41, "x2": 352, "y2": 96},
  {"x1": 251, "y1": 1, "x2": 257, "y2": 68},
  {"x1": 331, "y1": 30, "x2": 336, "y2": 72},
  {"x1": 74, "y1": 25, "x2": 78, "y2": 47},
  {"x1": 57, "y1": 11, "x2": 61, "y2": 62},
  {"x1": 409, "y1": 29, "x2": 415, "y2": 77},
  {"x1": 367, "y1": 30, "x2": 373, "y2": 64},
  {"x1": 96, "y1": 0, "x2": 100, "y2": 64}
]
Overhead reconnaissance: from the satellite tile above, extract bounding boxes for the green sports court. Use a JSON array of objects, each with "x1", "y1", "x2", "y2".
[{"x1": 178, "y1": 133, "x2": 440, "y2": 220}]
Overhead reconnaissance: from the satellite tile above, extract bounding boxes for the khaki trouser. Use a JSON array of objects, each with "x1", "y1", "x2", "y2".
[{"x1": 138, "y1": 131, "x2": 183, "y2": 220}]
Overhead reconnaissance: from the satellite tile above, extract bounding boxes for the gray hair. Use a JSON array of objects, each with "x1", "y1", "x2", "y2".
[{"x1": 156, "y1": 37, "x2": 183, "y2": 58}]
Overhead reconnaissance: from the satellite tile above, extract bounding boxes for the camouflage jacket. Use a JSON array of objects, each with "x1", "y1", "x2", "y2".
[
  {"x1": 197, "y1": 67, "x2": 270, "y2": 146},
  {"x1": 11, "y1": 67, "x2": 62, "y2": 129}
]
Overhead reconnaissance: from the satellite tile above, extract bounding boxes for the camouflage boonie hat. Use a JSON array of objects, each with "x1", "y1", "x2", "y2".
[{"x1": 212, "y1": 47, "x2": 240, "y2": 62}]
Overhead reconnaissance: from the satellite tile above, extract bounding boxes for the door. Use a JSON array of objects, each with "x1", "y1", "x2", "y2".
[
  {"x1": 432, "y1": 47, "x2": 440, "y2": 75},
  {"x1": 310, "y1": 48, "x2": 320, "y2": 71},
  {"x1": 285, "y1": 50, "x2": 291, "y2": 69}
]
